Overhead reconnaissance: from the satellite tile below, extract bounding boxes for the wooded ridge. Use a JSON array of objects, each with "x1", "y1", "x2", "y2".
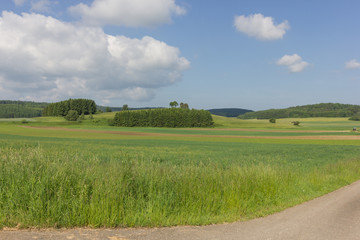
[{"x1": 238, "y1": 103, "x2": 360, "y2": 119}]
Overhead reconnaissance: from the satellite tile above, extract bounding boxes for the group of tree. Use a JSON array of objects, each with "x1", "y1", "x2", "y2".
[
  {"x1": 238, "y1": 103, "x2": 360, "y2": 119},
  {"x1": 113, "y1": 108, "x2": 213, "y2": 128},
  {"x1": 169, "y1": 101, "x2": 189, "y2": 109},
  {"x1": 0, "y1": 100, "x2": 48, "y2": 118},
  {"x1": 42, "y1": 99, "x2": 96, "y2": 117}
]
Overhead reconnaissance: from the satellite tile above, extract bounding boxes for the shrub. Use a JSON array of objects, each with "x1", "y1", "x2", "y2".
[
  {"x1": 79, "y1": 113, "x2": 85, "y2": 120},
  {"x1": 292, "y1": 121, "x2": 300, "y2": 126},
  {"x1": 349, "y1": 115, "x2": 360, "y2": 121},
  {"x1": 65, "y1": 110, "x2": 79, "y2": 121},
  {"x1": 269, "y1": 118, "x2": 276, "y2": 123}
]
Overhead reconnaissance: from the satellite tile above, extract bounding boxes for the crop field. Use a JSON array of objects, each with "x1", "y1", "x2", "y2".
[{"x1": 1, "y1": 114, "x2": 360, "y2": 228}]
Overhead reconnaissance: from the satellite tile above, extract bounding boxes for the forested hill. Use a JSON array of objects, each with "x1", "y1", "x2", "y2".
[
  {"x1": 207, "y1": 108, "x2": 253, "y2": 117},
  {"x1": 0, "y1": 100, "x2": 48, "y2": 118},
  {"x1": 97, "y1": 106, "x2": 162, "y2": 112},
  {"x1": 238, "y1": 103, "x2": 360, "y2": 119}
]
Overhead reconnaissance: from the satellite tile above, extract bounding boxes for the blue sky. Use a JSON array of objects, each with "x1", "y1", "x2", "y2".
[{"x1": 0, "y1": 0, "x2": 359, "y2": 110}]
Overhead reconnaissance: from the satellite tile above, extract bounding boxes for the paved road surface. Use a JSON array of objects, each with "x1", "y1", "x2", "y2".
[{"x1": 1, "y1": 180, "x2": 360, "y2": 240}]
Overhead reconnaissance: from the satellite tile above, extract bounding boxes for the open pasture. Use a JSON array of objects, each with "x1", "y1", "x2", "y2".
[{"x1": 1, "y1": 116, "x2": 360, "y2": 228}]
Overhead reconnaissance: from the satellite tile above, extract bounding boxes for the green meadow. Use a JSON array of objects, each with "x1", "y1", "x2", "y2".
[{"x1": 1, "y1": 114, "x2": 360, "y2": 228}]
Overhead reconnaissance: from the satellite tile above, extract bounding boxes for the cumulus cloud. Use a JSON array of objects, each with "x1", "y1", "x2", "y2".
[
  {"x1": 0, "y1": 11, "x2": 190, "y2": 103},
  {"x1": 277, "y1": 54, "x2": 309, "y2": 73},
  {"x1": 345, "y1": 59, "x2": 360, "y2": 69},
  {"x1": 69, "y1": 0, "x2": 186, "y2": 27},
  {"x1": 234, "y1": 13, "x2": 289, "y2": 41}
]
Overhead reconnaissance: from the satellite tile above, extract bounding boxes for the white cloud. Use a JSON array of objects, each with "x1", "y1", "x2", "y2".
[
  {"x1": 0, "y1": 11, "x2": 190, "y2": 103},
  {"x1": 276, "y1": 54, "x2": 302, "y2": 66},
  {"x1": 234, "y1": 13, "x2": 289, "y2": 41},
  {"x1": 31, "y1": 0, "x2": 52, "y2": 13},
  {"x1": 277, "y1": 54, "x2": 309, "y2": 73},
  {"x1": 69, "y1": 0, "x2": 186, "y2": 27},
  {"x1": 345, "y1": 59, "x2": 360, "y2": 69},
  {"x1": 13, "y1": 0, "x2": 27, "y2": 6}
]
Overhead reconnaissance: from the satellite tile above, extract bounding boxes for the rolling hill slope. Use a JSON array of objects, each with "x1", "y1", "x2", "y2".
[{"x1": 238, "y1": 103, "x2": 360, "y2": 119}]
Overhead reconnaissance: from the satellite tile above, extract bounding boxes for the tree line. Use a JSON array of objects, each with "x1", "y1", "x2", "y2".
[
  {"x1": 113, "y1": 108, "x2": 214, "y2": 127},
  {"x1": 238, "y1": 103, "x2": 360, "y2": 119},
  {"x1": 42, "y1": 99, "x2": 96, "y2": 116},
  {"x1": 0, "y1": 101, "x2": 48, "y2": 118}
]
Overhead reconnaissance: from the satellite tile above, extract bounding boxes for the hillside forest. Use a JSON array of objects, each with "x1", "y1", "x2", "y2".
[
  {"x1": 238, "y1": 103, "x2": 360, "y2": 119},
  {"x1": 0, "y1": 100, "x2": 48, "y2": 118}
]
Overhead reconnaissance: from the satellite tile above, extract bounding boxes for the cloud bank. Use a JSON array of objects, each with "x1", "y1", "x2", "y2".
[
  {"x1": 277, "y1": 54, "x2": 309, "y2": 73},
  {"x1": 345, "y1": 59, "x2": 360, "y2": 69},
  {"x1": 69, "y1": 0, "x2": 186, "y2": 27},
  {"x1": 0, "y1": 11, "x2": 189, "y2": 103},
  {"x1": 234, "y1": 13, "x2": 289, "y2": 40}
]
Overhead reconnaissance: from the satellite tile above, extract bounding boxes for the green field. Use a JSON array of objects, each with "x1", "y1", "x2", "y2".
[{"x1": 1, "y1": 115, "x2": 360, "y2": 228}]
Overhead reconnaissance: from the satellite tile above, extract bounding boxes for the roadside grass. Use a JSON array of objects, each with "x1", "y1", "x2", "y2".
[{"x1": 1, "y1": 125, "x2": 360, "y2": 228}]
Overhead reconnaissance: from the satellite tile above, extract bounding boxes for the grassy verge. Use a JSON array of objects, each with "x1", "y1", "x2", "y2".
[{"x1": 1, "y1": 130, "x2": 360, "y2": 228}]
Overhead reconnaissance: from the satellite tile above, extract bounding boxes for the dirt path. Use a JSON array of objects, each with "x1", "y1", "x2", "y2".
[
  {"x1": 2, "y1": 180, "x2": 360, "y2": 240},
  {"x1": 22, "y1": 126, "x2": 360, "y2": 140}
]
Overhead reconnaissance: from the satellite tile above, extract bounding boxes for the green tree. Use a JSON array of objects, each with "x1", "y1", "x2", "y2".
[
  {"x1": 169, "y1": 101, "x2": 178, "y2": 108},
  {"x1": 269, "y1": 118, "x2": 276, "y2": 123},
  {"x1": 122, "y1": 104, "x2": 129, "y2": 111},
  {"x1": 105, "y1": 107, "x2": 112, "y2": 112},
  {"x1": 64, "y1": 110, "x2": 79, "y2": 121},
  {"x1": 180, "y1": 102, "x2": 189, "y2": 109}
]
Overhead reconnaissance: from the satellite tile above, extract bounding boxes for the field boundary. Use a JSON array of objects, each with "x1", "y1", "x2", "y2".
[{"x1": 22, "y1": 126, "x2": 360, "y2": 140}]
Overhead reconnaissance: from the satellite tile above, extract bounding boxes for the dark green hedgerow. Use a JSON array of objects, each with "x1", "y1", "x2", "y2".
[{"x1": 113, "y1": 108, "x2": 214, "y2": 127}]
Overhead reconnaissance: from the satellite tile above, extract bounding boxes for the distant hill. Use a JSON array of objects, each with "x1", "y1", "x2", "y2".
[
  {"x1": 207, "y1": 108, "x2": 253, "y2": 117},
  {"x1": 238, "y1": 103, "x2": 360, "y2": 119},
  {"x1": 0, "y1": 100, "x2": 48, "y2": 118},
  {"x1": 97, "y1": 106, "x2": 163, "y2": 112}
]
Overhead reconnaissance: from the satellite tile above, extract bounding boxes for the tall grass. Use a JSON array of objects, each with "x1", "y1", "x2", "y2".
[{"x1": 1, "y1": 142, "x2": 360, "y2": 228}]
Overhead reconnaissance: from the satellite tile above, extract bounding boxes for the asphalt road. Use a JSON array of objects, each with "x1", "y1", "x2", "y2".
[{"x1": 1, "y1": 180, "x2": 360, "y2": 240}]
